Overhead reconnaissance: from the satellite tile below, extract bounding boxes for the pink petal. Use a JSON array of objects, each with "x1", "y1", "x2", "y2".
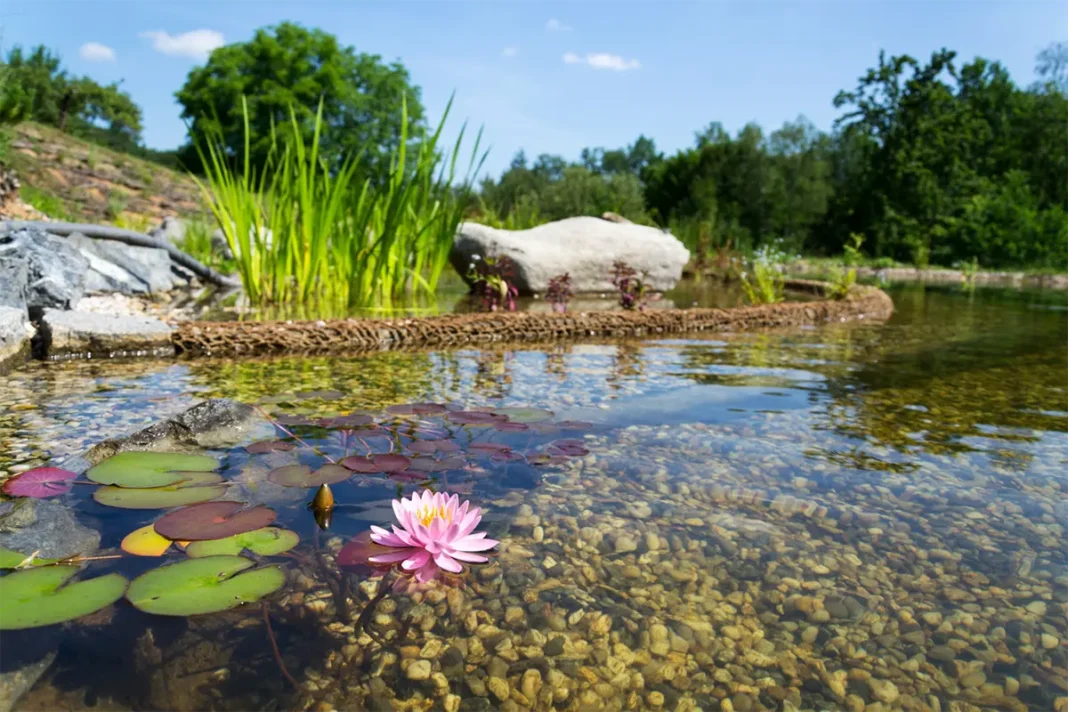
[
  {"x1": 402, "y1": 550, "x2": 431, "y2": 571},
  {"x1": 450, "y1": 550, "x2": 489, "y2": 563},
  {"x1": 370, "y1": 526, "x2": 409, "y2": 548},
  {"x1": 456, "y1": 511, "x2": 483, "y2": 538},
  {"x1": 414, "y1": 561, "x2": 440, "y2": 583},
  {"x1": 391, "y1": 525, "x2": 417, "y2": 546},
  {"x1": 452, "y1": 535, "x2": 498, "y2": 552},
  {"x1": 369, "y1": 549, "x2": 415, "y2": 564},
  {"x1": 434, "y1": 552, "x2": 464, "y2": 573}
]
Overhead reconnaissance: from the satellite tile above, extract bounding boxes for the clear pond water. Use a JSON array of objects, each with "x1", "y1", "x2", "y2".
[{"x1": 0, "y1": 284, "x2": 1065, "y2": 712}]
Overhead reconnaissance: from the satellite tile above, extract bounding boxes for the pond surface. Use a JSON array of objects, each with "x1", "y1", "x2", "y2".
[{"x1": 0, "y1": 284, "x2": 1065, "y2": 712}]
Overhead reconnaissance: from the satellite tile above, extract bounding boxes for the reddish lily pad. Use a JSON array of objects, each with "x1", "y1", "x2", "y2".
[
  {"x1": 267, "y1": 464, "x2": 351, "y2": 488},
  {"x1": 446, "y1": 411, "x2": 505, "y2": 425},
  {"x1": 406, "y1": 456, "x2": 467, "y2": 472},
  {"x1": 386, "y1": 403, "x2": 447, "y2": 416},
  {"x1": 408, "y1": 439, "x2": 461, "y2": 454},
  {"x1": 494, "y1": 421, "x2": 530, "y2": 432},
  {"x1": 1, "y1": 467, "x2": 78, "y2": 498},
  {"x1": 154, "y1": 502, "x2": 277, "y2": 542},
  {"x1": 337, "y1": 531, "x2": 393, "y2": 575},
  {"x1": 339, "y1": 454, "x2": 410, "y2": 473},
  {"x1": 93, "y1": 472, "x2": 227, "y2": 509},
  {"x1": 246, "y1": 440, "x2": 295, "y2": 454},
  {"x1": 388, "y1": 470, "x2": 428, "y2": 482},
  {"x1": 470, "y1": 443, "x2": 512, "y2": 454}
]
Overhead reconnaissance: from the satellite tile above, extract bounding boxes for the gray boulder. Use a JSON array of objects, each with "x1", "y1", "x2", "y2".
[
  {"x1": 67, "y1": 232, "x2": 178, "y2": 294},
  {"x1": 0, "y1": 227, "x2": 88, "y2": 313},
  {"x1": 450, "y1": 217, "x2": 690, "y2": 295},
  {"x1": 0, "y1": 237, "x2": 28, "y2": 311},
  {"x1": 0, "y1": 306, "x2": 32, "y2": 373},
  {"x1": 37, "y1": 308, "x2": 175, "y2": 359}
]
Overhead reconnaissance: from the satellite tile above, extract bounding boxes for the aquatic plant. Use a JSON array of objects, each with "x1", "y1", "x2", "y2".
[
  {"x1": 960, "y1": 257, "x2": 980, "y2": 292},
  {"x1": 545, "y1": 273, "x2": 573, "y2": 312},
  {"x1": 192, "y1": 95, "x2": 486, "y2": 307},
  {"x1": 125, "y1": 556, "x2": 285, "y2": 617},
  {"x1": 1, "y1": 466, "x2": 77, "y2": 498},
  {"x1": 366, "y1": 491, "x2": 499, "y2": 583},
  {"x1": 153, "y1": 501, "x2": 277, "y2": 541},
  {"x1": 466, "y1": 254, "x2": 518, "y2": 312},
  {"x1": 827, "y1": 263, "x2": 857, "y2": 300},
  {"x1": 737, "y1": 242, "x2": 789, "y2": 305},
  {"x1": 0, "y1": 566, "x2": 128, "y2": 630},
  {"x1": 843, "y1": 232, "x2": 865, "y2": 266},
  {"x1": 611, "y1": 260, "x2": 650, "y2": 310}
]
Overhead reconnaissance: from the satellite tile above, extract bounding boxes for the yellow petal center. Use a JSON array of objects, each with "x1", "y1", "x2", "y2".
[{"x1": 416, "y1": 504, "x2": 452, "y2": 527}]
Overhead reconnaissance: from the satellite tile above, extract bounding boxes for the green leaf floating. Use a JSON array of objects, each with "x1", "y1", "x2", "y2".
[
  {"x1": 93, "y1": 472, "x2": 227, "y2": 509},
  {"x1": 126, "y1": 556, "x2": 285, "y2": 616},
  {"x1": 0, "y1": 566, "x2": 128, "y2": 630},
  {"x1": 184, "y1": 527, "x2": 299, "y2": 558},
  {"x1": 86, "y1": 451, "x2": 219, "y2": 489},
  {"x1": 0, "y1": 547, "x2": 60, "y2": 569},
  {"x1": 492, "y1": 407, "x2": 555, "y2": 423}
]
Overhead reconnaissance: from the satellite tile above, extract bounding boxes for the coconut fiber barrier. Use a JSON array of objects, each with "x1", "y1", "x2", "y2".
[{"x1": 173, "y1": 280, "x2": 894, "y2": 357}]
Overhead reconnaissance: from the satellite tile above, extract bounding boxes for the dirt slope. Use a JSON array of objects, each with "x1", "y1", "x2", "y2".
[{"x1": 4, "y1": 122, "x2": 205, "y2": 226}]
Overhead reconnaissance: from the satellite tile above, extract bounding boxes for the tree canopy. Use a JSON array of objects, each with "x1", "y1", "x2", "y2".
[
  {"x1": 175, "y1": 22, "x2": 426, "y2": 177},
  {"x1": 0, "y1": 44, "x2": 143, "y2": 147},
  {"x1": 477, "y1": 42, "x2": 1067, "y2": 270}
]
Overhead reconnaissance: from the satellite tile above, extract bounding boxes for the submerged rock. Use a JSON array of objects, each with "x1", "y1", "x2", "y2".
[
  {"x1": 36, "y1": 308, "x2": 175, "y2": 359},
  {"x1": 450, "y1": 217, "x2": 690, "y2": 295},
  {"x1": 81, "y1": 398, "x2": 273, "y2": 464},
  {"x1": 0, "y1": 498, "x2": 101, "y2": 559}
]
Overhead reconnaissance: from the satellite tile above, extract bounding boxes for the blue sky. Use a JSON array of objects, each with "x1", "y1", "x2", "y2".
[{"x1": 1, "y1": 0, "x2": 1064, "y2": 178}]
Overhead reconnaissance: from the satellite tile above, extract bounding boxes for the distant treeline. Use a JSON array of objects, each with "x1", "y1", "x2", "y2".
[
  {"x1": 478, "y1": 44, "x2": 1068, "y2": 270},
  {"x1": 1, "y1": 27, "x2": 1065, "y2": 269}
]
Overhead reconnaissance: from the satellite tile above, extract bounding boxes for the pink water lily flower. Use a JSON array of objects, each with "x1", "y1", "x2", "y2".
[{"x1": 368, "y1": 491, "x2": 499, "y2": 582}]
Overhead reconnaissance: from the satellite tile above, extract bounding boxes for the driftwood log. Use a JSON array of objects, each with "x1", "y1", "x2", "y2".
[
  {"x1": 173, "y1": 281, "x2": 895, "y2": 357},
  {"x1": 0, "y1": 220, "x2": 241, "y2": 289}
]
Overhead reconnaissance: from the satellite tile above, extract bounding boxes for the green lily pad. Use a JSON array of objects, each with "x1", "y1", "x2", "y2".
[
  {"x1": 125, "y1": 556, "x2": 285, "y2": 616},
  {"x1": 0, "y1": 566, "x2": 128, "y2": 630},
  {"x1": 491, "y1": 407, "x2": 555, "y2": 423},
  {"x1": 92, "y1": 472, "x2": 227, "y2": 509},
  {"x1": 0, "y1": 547, "x2": 60, "y2": 569},
  {"x1": 86, "y1": 452, "x2": 219, "y2": 489},
  {"x1": 184, "y1": 527, "x2": 299, "y2": 558}
]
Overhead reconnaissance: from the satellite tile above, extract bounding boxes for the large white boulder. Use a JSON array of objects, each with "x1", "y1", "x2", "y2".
[{"x1": 450, "y1": 217, "x2": 690, "y2": 295}]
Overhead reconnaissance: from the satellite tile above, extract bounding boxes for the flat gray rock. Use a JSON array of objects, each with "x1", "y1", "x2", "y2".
[
  {"x1": 38, "y1": 308, "x2": 175, "y2": 359},
  {"x1": 450, "y1": 217, "x2": 690, "y2": 295},
  {"x1": 0, "y1": 306, "x2": 32, "y2": 374},
  {"x1": 0, "y1": 227, "x2": 88, "y2": 313}
]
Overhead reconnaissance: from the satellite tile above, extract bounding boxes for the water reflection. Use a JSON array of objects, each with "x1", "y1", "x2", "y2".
[{"x1": 0, "y1": 284, "x2": 1065, "y2": 711}]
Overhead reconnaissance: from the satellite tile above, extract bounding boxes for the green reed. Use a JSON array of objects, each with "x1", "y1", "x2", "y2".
[{"x1": 190, "y1": 96, "x2": 485, "y2": 306}]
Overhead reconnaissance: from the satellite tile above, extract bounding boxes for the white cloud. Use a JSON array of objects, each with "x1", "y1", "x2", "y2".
[
  {"x1": 139, "y1": 29, "x2": 224, "y2": 60},
  {"x1": 502, "y1": 46, "x2": 518, "y2": 58},
  {"x1": 79, "y1": 42, "x2": 116, "y2": 62},
  {"x1": 562, "y1": 52, "x2": 641, "y2": 71},
  {"x1": 546, "y1": 18, "x2": 572, "y2": 32}
]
